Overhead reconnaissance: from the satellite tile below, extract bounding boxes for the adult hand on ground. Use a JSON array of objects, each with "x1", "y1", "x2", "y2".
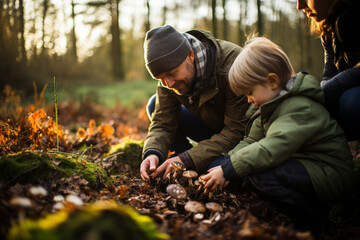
[
  {"x1": 140, "y1": 154, "x2": 159, "y2": 181},
  {"x1": 151, "y1": 156, "x2": 183, "y2": 179}
]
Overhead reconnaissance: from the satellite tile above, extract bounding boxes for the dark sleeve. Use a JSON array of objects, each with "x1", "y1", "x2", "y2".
[
  {"x1": 321, "y1": 35, "x2": 338, "y2": 80},
  {"x1": 323, "y1": 67, "x2": 360, "y2": 113},
  {"x1": 143, "y1": 148, "x2": 166, "y2": 163},
  {"x1": 220, "y1": 154, "x2": 238, "y2": 180}
]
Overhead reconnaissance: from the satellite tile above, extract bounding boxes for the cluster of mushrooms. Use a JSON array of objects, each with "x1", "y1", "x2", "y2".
[
  {"x1": 9, "y1": 186, "x2": 84, "y2": 223},
  {"x1": 152, "y1": 161, "x2": 224, "y2": 224}
]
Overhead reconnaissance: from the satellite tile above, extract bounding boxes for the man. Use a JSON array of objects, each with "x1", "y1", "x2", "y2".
[{"x1": 140, "y1": 25, "x2": 250, "y2": 180}]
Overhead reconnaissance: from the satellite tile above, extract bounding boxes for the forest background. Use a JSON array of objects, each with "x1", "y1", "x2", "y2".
[
  {"x1": 0, "y1": 0, "x2": 324, "y2": 109},
  {"x1": 2, "y1": 1, "x2": 360, "y2": 239}
]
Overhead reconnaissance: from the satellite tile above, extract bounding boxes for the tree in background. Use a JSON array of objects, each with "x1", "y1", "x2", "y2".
[
  {"x1": 0, "y1": 0, "x2": 325, "y2": 94},
  {"x1": 70, "y1": 0, "x2": 78, "y2": 61},
  {"x1": 211, "y1": 0, "x2": 218, "y2": 38}
]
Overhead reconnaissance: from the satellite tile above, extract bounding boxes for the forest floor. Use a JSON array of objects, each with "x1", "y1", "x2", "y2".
[{"x1": 1, "y1": 99, "x2": 360, "y2": 240}]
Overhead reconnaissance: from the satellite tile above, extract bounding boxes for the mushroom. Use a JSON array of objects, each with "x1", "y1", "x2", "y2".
[
  {"x1": 52, "y1": 202, "x2": 64, "y2": 212},
  {"x1": 171, "y1": 161, "x2": 186, "y2": 179},
  {"x1": 166, "y1": 184, "x2": 187, "y2": 207},
  {"x1": 65, "y1": 195, "x2": 83, "y2": 207},
  {"x1": 182, "y1": 170, "x2": 198, "y2": 187},
  {"x1": 184, "y1": 201, "x2": 206, "y2": 214},
  {"x1": 193, "y1": 213, "x2": 205, "y2": 222},
  {"x1": 9, "y1": 197, "x2": 34, "y2": 222},
  {"x1": 53, "y1": 195, "x2": 65, "y2": 203},
  {"x1": 205, "y1": 202, "x2": 223, "y2": 221},
  {"x1": 197, "y1": 174, "x2": 207, "y2": 192},
  {"x1": 166, "y1": 184, "x2": 187, "y2": 199},
  {"x1": 29, "y1": 186, "x2": 48, "y2": 198},
  {"x1": 164, "y1": 172, "x2": 171, "y2": 183}
]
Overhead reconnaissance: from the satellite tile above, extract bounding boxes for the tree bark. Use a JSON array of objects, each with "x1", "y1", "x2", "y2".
[
  {"x1": 162, "y1": 1, "x2": 167, "y2": 26},
  {"x1": 145, "y1": 0, "x2": 150, "y2": 33},
  {"x1": 211, "y1": 0, "x2": 217, "y2": 38},
  {"x1": 41, "y1": 0, "x2": 49, "y2": 55},
  {"x1": 110, "y1": 0, "x2": 124, "y2": 79},
  {"x1": 222, "y1": 0, "x2": 227, "y2": 40},
  {"x1": 19, "y1": 0, "x2": 27, "y2": 64},
  {"x1": 256, "y1": 0, "x2": 262, "y2": 35},
  {"x1": 70, "y1": 0, "x2": 78, "y2": 61}
]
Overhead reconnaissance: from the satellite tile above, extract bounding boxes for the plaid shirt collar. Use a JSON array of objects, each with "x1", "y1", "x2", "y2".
[{"x1": 183, "y1": 33, "x2": 207, "y2": 100}]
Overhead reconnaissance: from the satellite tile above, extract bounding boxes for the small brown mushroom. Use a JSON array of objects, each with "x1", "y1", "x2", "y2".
[
  {"x1": 52, "y1": 202, "x2": 64, "y2": 212},
  {"x1": 171, "y1": 161, "x2": 186, "y2": 179},
  {"x1": 65, "y1": 195, "x2": 83, "y2": 207},
  {"x1": 184, "y1": 201, "x2": 206, "y2": 214},
  {"x1": 9, "y1": 197, "x2": 34, "y2": 222},
  {"x1": 182, "y1": 170, "x2": 198, "y2": 187},
  {"x1": 166, "y1": 184, "x2": 187, "y2": 199},
  {"x1": 193, "y1": 213, "x2": 205, "y2": 222},
  {"x1": 29, "y1": 186, "x2": 48, "y2": 198},
  {"x1": 197, "y1": 174, "x2": 207, "y2": 192},
  {"x1": 166, "y1": 184, "x2": 187, "y2": 207},
  {"x1": 205, "y1": 202, "x2": 223, "y2": 221},
  {"x1": 53, "y1": 195, "x2": 65, "y2": 203}
]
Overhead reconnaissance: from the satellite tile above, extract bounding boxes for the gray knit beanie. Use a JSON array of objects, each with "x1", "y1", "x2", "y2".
[{"x1": 144, "y1": 25, "x2": 191, "y2": 78}]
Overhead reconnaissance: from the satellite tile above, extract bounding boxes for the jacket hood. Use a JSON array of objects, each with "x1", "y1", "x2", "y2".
[{"x1": 261, "y1": 72, "x2": 323, "y2": 117}]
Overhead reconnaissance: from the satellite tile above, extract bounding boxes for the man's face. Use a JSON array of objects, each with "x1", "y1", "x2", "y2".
[{"x1": 155, "y1": 51, "x2": 195, "y2": 95}]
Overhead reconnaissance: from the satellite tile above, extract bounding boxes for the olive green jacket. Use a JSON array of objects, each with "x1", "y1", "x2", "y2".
[
  {"x1": 228, "y1": 73, "x2": 354, "y2": 202},
  {"x1": 143, "y1": 30, "x2": 250, "y2": 172}
]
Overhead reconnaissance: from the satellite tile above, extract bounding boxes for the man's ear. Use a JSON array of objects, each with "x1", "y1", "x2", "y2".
[
  {"x1": 267, "y1": 73, "x2": 280, "y2": 90},
  {"x1": 187, "y1": 49, "x2": 194, "y2": 64}
]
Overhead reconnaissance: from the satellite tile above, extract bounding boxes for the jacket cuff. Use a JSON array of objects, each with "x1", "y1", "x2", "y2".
[
  {"x1": 143, "y1": 149, "x2": 165, "y2": 164},
  {"x1": 178, "y1": 151, "x2": 195, "y2": 170},
  {"x1": 221, "y1": 155, "x2": 238, "y2": 180}
]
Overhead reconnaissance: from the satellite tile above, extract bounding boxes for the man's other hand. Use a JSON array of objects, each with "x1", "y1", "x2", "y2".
[{"x1": 140, "y1": 154, "x2": 159, "y2": 180}]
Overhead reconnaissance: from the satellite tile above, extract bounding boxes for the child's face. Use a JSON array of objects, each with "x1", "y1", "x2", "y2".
[{"x1": 245, "y1": 82, "x2": 281, "y2": 108}]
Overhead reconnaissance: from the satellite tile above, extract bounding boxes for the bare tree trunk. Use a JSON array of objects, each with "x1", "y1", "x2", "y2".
[
  {"x1": 19, "y1": 0, "x2": 26, "y2": 64},
  {"x1": 162, "y1": 0, "x2": 167, "y2": 26},
  {"x1": 145, "y1": 0, "x2": 150, "y2": 33},
  {"x1": 222, "y1": 0, "x2": 227, "y2": 40},
  {"x1": 70, "y1": 0, "x2": 77, "y2": 61},
  {"x1": 256, "y1": 0, "x2": 262, "y2": 35},
  {"x1": 237, "y1": 0, "x2": 245, "y2": 45},
  {"x1": 244, "y1": 0, "x2": 248, "y2": 35},
  {"x1": 297, "y1": 12, "x2": 304, "y2": 71},
  {"x1": 0, "y1": 0, "x2": 5, "y2": 53},
  {"x1": 41, "y1": 0, "x2": 49, "y2": 55},
  {"x1": 211, "y1": 0, "x2": 217, "y2": 37},
  {"x1": 110, "y1": 0, "x2": 124, "y2": 80}
]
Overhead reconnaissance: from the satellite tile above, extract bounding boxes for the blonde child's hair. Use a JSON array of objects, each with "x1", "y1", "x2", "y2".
[{"x1": 229, "y1": 36, "x2": 295, "y2": 96}]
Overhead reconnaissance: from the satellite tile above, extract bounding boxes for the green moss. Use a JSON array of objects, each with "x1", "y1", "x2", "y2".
[
  {"x1": 107, "y1": 139, "x2": 143, "y2": 173},
  {"x1": 8, "y1": 200, "x2": 169, "y2": 240},
  {"x1": 0, "y1": 151, "x2": 113, "y2": 190}
]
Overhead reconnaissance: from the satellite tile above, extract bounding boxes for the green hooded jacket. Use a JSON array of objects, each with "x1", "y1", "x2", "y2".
[
  {"x1": 142, "y1": 30, "x2": 250, "y2": 172},
  {"x1": 228, "y1": 73, "x2": 354, "y2": 202}
]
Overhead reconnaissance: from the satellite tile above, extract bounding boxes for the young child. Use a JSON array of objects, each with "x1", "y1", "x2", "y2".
[{"x1": 203, "y1": 37, "x2": 355, "y2": 230}]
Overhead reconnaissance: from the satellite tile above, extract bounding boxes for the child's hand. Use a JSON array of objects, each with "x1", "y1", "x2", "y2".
[{"x1": 203, "y1": 166, "x2": 229, "y2": 191}]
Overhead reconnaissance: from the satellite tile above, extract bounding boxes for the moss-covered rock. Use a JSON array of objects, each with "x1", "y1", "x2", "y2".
[
  {"x1": 8, "y1": 200, "x2": 168, "y2": 240},
  {"x1": 107, "y1": 139, "x2": 143, "y2": 173},
  {"x1": 0, "y1": 151, "x2": 113, "y2": 190}
]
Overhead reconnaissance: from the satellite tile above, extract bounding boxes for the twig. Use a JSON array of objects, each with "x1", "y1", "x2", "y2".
[{"x1": 53, "y1": 76, "x2": 59, "y2": 152}]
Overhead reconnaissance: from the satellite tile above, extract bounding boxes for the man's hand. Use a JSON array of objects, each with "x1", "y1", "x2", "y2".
[
  {"x1": 140, "y1": 154, "x2": 159, "y2": 181},
  {"x1": 151, "y1": 156, "x2": 183, "y2": 179},
  {"x1": 202, "y1": 166, "x2": 229, "y2": 191}
]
